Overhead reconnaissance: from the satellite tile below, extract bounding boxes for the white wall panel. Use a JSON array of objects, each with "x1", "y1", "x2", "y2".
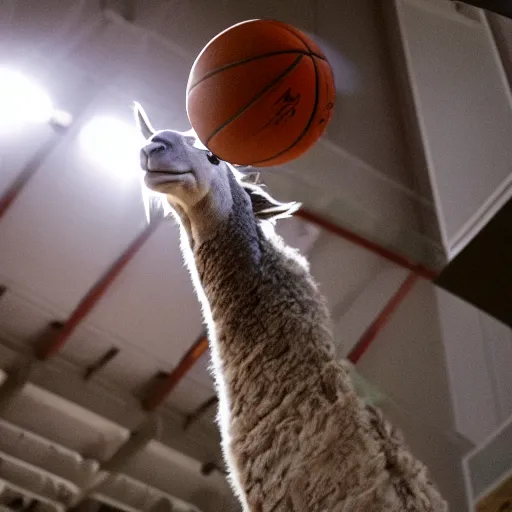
[
  {"x1": 437, "y1": 287, "x2": 512, "y2": 445},
  {"x1": 334, "y1": 267, "x2": 409, "y2": 356},
  {"x1": 394, "y1": 0, "x2": 512, "y2": 258},
  {"x1": 357, "y1": 280, "x2": 456, "y2": 431}
]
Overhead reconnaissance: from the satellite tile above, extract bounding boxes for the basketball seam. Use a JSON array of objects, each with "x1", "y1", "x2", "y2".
[
  {"x1": 188, "y1": 49, "x2": 326, "y2": 92},
  {"x1": 278, "y1": 23, "x2": 316, "y2": 54},
  {"x1": 251, "y1": 54, "x2": 321, "y2": 166},
  {"x1": 205, "y1": 54, "x2": 304, "y2": 146}
]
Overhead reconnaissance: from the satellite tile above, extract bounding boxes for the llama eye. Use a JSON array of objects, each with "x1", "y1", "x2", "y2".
[{"x1": 207, "y1": 152, "x2": 220, "y2": 165}]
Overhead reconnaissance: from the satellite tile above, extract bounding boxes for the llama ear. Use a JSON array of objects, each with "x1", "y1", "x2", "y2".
[
  {"x1": 241, "y1": 171, "x2": 261, "y2": 185},
  {"x1": 242, "y1": 182, "x2": 300, "y2": 222},
  {"x1": 182, "y1": 127, "x2": 207, "y2": 149},
  {"x1": 133, "y1": 101, "x2": 156, "y2": 139}
]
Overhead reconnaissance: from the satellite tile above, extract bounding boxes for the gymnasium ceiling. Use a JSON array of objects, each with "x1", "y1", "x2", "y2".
[{"x1": 0, "y1": 0, "x2": 447, "y2": 509}]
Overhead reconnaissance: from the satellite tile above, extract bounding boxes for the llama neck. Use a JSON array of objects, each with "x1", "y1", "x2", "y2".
[
  {"x1": 181, "y1": 182, "x2": 448, "y2": 512},
  {"x1": 190, "y1": 176, "x2": 334, "y2": 372},
  {"x1": 192, "y1": 177, "x2": 266, "y2": 317}
]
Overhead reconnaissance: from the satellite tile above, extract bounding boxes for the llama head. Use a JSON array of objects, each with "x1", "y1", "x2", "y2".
[{"x1": 134, "y1": 103, "x2": 300, "y2": 239}]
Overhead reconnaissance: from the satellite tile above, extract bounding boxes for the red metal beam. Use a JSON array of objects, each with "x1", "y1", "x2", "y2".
[
  {"x1": 347, "y1": 271, "x2": 420, "y2": 364},
  {"x1": 296, "y1": 209, "x2": 438, "y2": 280},
  {"x1": 36, "y1": 219, "x2": 163, "y2": 360},
  {"x1": 142, "y1": 334, "x2": 209, "y2": 411}
]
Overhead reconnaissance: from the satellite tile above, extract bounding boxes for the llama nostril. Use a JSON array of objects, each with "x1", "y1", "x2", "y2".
[
  {"x1": 140, "y1": 149, "x2": 148, "y2": 170},
  {"x1": 140, "y1": 142, "x2": 167, "y2": 170},
  {"x1": 148, "y1": 143, "x2": 166, "y2": 156}
]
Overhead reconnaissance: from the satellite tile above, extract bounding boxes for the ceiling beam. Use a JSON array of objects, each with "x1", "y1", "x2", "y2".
[
  {"x1": 36, "y1": 218, "x2": 163, "y2": 360},
  {"x1": 296, "y1": 209, "x2": 438, "y2": 280},
  {"x1": 142, "y1": 334, "x2": 208, "y2": 412},
  {"x1": 347, "y1": 271, "x2": 419, "y2": 364}
]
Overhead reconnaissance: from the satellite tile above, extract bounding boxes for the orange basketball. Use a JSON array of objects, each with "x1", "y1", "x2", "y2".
[{"x1": 186, "y1": 19, "x2": 336, "y2": 167}]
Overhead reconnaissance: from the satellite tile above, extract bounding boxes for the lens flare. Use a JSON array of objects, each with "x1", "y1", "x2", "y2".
[
  {"x1": 0, "y1": 68, "x2": 53, "y2": 135},
  {"x1": 80, "y1": 116, "x2": 144, "y2": 180}
]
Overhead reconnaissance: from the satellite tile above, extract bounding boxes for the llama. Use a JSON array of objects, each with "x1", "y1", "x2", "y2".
[{"x1": 134, "y1": 103, "x2": 448, "y2": 512}]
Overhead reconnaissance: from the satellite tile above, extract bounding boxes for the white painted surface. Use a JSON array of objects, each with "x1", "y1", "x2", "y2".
[
  {"x1": 357, "y1": 279, "x2": 456, "y2": 432},
  {"x1": 356, "y1": 279, "x2": 473, "y2": 510},
  {"x1": 463, "y1": 412, "x2": 512, "y2": 507},
  {"x1": 314, "y1": 0, "x2": 412, "y2": 188},
  {"x1": 394, "y1": 0, "x2": 512, "y2": 258},
  {"x1": 308, "y1": 231, "x2": 387, "y2": 317},
  {"x1": 334, "y1": 267, "x2": 409, "y2": 356},
  {"x1": 381, "y1": 399, "x2": 472, "y2": 511},
  {"x1": 479, "y1": 315, "x2": 512, "y2": 421},
  {"x1": 436, "y1": 287, "x2": 512, "y2": 445}
]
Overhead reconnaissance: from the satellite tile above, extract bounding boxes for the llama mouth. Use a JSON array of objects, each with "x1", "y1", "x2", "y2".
[
  {"x1": 144, "y1": 170, "x2": 192, "y2": 187},
  {"x1": 147, "y1": 170, "x2": 192, "y2": 176}
]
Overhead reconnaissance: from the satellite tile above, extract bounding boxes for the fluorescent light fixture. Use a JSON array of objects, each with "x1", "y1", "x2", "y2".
[
  {"x1": 0, "y1": 68, "x2": 53, "y2": 135},
  {"x1": 79, "y1": 116, "x2": 144, "y2": 180}
]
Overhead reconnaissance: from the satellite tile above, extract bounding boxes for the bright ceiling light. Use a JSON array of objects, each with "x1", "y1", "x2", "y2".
[
  {"x1": 0, "y1": 68, "x2": 53, "y2": 135},
  {"x1": 79, "y1": 116, "x2": 144, "y2": 181}
]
